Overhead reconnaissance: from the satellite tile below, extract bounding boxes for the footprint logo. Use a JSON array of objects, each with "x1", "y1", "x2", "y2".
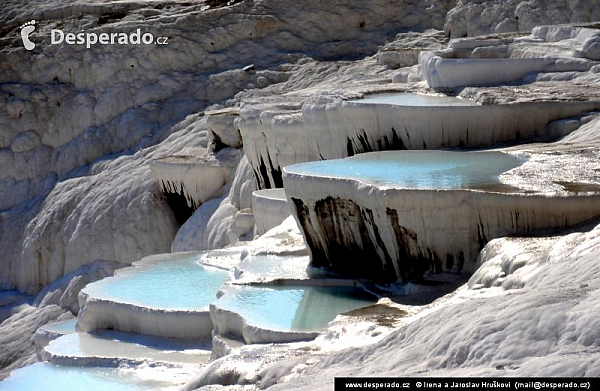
[{"x1": 20, "y1": 20, "x2": 36, "y2": 51}]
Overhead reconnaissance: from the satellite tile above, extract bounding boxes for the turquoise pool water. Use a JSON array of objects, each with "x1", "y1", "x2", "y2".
[
  {"x1": 350, "y1": 93, "x2": 478, "y2": 106},
  {"x1": 82, "y1": 253, "x2": 231, "y2": 310},
  {"x1": 286, "y1": 150, "x2": 524, "y2": 190},
  {"x1": 0, "y1": 363, "x2": 167, "y2": 391},
  {"x1": 41, "y1": 319, "x2": 77, "y2": 334},
  {"x1": 44, "y1": 331, "x2": 209, "y2": 365},
  {"x1": 216, "y1": 286, "x2": 377, "y2": 332}
]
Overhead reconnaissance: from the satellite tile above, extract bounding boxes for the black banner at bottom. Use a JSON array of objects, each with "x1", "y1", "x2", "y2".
[{"x1": 334, "y1": 378, "x2": 597, "y2": 391}]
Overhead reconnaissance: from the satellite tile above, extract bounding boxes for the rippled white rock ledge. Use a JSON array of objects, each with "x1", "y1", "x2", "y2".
[
  {"x1": 283, "y1": 150, "x2": 600, "y2": 283},
  {"x1": 240, "y1": 90, "x2": 600, "y2": 189},
  {"x1": 40, "y1": 331, "x2": 209, "y2": 368},
  {"x1": 252, "y1": 189, "x2": 291, "y2": 236},
  {"x1": 420, "y1": 24, "x2": 600, "y2": 89},
  {"x1": 34, "y1": 319, "x2": 77, "y2": 358},
  {"x1": 149, "y1": 148, "x2": 240, "y2": 214},
  {"x1": 77, "y1": 252, "x2": 231, "y2": 339}
]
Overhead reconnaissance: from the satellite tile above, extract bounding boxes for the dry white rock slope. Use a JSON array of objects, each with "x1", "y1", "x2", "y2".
[
  {"x1": 0, "y1": 0, "x2": 455, "y2": 294},
  {"x1": 445, "y1": 0, "x2": 600, "y2": 37}
]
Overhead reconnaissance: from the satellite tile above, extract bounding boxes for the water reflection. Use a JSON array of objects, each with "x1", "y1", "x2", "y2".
[
  {"x1": 350, "y1": 93, "x2": 479, "y2": 106},
  {"x1": 288, "y1": 151, "x2": 525, "y2": 190},
  {"x1": 82, "y1": 253, "x2": 230, "y2": 310},
  {"x1": 217, "y1": 286, "x2": 377, "y2": 332},
  {"x1": 0, "y1": 363, "x2": 166, "y2": 391}
]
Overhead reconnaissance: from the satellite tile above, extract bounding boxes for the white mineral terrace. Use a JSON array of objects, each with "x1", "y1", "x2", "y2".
[
  {"x1": 234, "y1": 253, "x2": 310, "y2": 282},
  {"x1": 420, "y1": 25, "x2": 600, "y2": 89},
  {"x1": 73, "y1": 244, "x2": 377, "y2": 349},
  {"x1": 210, "y1": 284, "x2": 377, "y2": 344},
  {"x1": 9, "y1": 238, "x2": 385, "y2": 388},
  {"x1": 77, "y1": 252, "x2": 231, "y2": 339},
  {"x1": 0, "y1": 362, "x2": 172, "y2": 391},
  {"x1": 240, "y1": 92, "x2": 600, "y2": 188},
  {"x1": 206, "y1": 107, "x2": 242, "y2": 149},
  {"x1": 283, "y1": 149, "x2": 600, "y2": 282},
  {"x1": 251, "y1": 189, "x2": 291, "y2": 235},
  {"x1": 41, "y1": 330, "x2": 210, "y2": 367},
  {"x1": 34, "y1": 319, "x2": 78, "y2": 356},
  {"x1": 3, "y1": 1, "x2": 600, "y2": 388},
  {"x1": 149, "y1": 148, "x2": 240, "y2": 210}
]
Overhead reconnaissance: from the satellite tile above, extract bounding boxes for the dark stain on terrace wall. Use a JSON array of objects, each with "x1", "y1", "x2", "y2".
[
  {"x1": 254, "y1": 154, "x2": 284, "y2": 189},
  {"x1": 290, "y1": 197, "x2": 326, "y2": 263},
  {"x1": 290, "y1": 196, "x2": 394, "y2": 283},
  {"x1": 346, "y1": 129, "x2": 373, "y2": 156},
  {"x1": 386, "y1": 208, "x2": 439, "y2": 280},
  {"x1": 289, "y1": 196, "x2": 468, "y2": 283},
  {"x1": 267, "y1": 154, "x2": 284, "y2": 188},
  {"x1": 386, "y1": 127, "x2": 407, "y2": 150},
  {"x1": 209, "y1": 130, "x2": 227, "y2": 153},
  {"x1": 347, "y1": 127, "x2": 407, "y2": 157},
  {"x1": 159, "y1": 180, "x2": 198, "y2": 225},
  {"x1": 264, "y1": 127, "x2": 408, "y2": 189}
]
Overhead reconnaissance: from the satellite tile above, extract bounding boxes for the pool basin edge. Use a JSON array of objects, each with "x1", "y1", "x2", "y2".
[{"x1": 77, "y1": 296, "x2": 213, "y2": 339}]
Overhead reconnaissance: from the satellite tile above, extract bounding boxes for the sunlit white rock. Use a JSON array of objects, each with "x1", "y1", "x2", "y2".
[
  {"x1": 206, "y1": 108, "x2": 242, "y2": 150},
  {"x1": 150, "y1": 148, "x2": 241, "y2": 211},
  {"x1": 421, "y1": 25, "x2": 600, "y2": 89},
  {"x1": 252, "y1": 189, "x2": 291, "y2": 236},
  {"x1": 40, "y1": 330, "x2": 210, "y2": 367},
  {"x1": 284, "y1": 150, "x2": 600, "y2": 282},
  {"x1": 171, "y1": 155, "x2": 256, "y2": 252},
  {"x1": 77, "y1": 252, "x2": 231, "y2": 339},
  {"x1": 240, "y1": 91, "x2": 600, "y2": 189}
]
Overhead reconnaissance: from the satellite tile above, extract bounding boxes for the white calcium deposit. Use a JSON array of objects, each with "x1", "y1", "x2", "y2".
[
  {"x1": 421, "y1": 25, "x2": 600, "y2": 89},
  {"x1": 283, "y1": 147, "x2": 600, "y2": 281},
  {"x1": 266, "y1": 220, "x2": 600, "y2": 390},
  {"x1": 251, "y1": 189, "x2": 291, "y2": 236},
  {"x1": 2, "y1": 0, "x2": 600, "y2": 389},
  {"x1": 150, "y1": 148, "x2": 241, "y2": 210},
  {"x1": 238, "y1": 25, "x2": 600, "y2": 188}
]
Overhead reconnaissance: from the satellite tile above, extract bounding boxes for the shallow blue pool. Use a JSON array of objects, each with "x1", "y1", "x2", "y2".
[
  {"x1": 286, "y1": 150, "x2": 524, "y2": 190},
  {"x1": 41, "y1": 319, "x2": 77, "y2": 334},
  {"x1": 216, "y1": 286, "x2": 377, "y2": 332},
  {"x1": 82, "y1": 253, "x2": 231, "y2": 310},
  {"x1": 0, "y1": 363, "x2": 167, "y2": 391},
  {"x1": 350, "y1": 92, "x2": 478, "y2": 106}
]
